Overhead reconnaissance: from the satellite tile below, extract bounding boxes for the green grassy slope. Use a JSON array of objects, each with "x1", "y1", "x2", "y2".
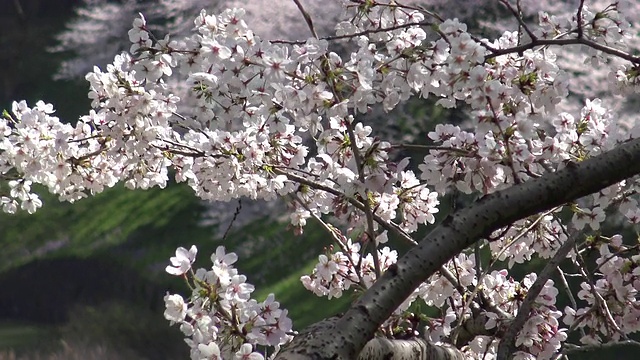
[
  {"x1": 0, "y1": 184, "x2": 351, "y2": 358},
  {"x1": 0, "y1": 182, "x2": 203, "y2": 272}
]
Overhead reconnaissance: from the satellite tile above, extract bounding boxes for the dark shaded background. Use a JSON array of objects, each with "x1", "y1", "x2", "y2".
[{"x1": 1, "y1": 0, "x2": 88, "y2": 121}]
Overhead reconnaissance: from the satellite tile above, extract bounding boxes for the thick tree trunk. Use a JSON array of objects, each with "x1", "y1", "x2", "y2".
[
  {"x1": 357, "y1": 338, "x2": 465, "y2": 360},
  {"x1": 276, "y1": 137, "x2": 640, "y2": 360},
  {"x1": 279, "y1": 317, "x2": 466, "y2": 360}
]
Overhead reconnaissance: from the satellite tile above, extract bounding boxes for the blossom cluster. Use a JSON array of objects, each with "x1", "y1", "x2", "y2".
[
  {"x1": 478, "y1": 0, "x2": 640, "y2": 120},
  {"x1": 1, "y1": 100, "x2": 113, "y2": 212},
  {"x1": 304, "y1": 244, "x2": 567, "y2": 358},
  {"x1": 564, "y1": 235, "x2": 640, "y2": 345},
  {"x1": 477, "y1": 273, "x2": 565, "y2": 359},
  {"x1": 164, "y1": 245, "x2": 292, "y2": 360},
  {"x1": 301, "y1": 238, "x2": 398, "y2": 299},
  {"x1": 50, "y1": 0, "x2": 493, "y2": 81}
]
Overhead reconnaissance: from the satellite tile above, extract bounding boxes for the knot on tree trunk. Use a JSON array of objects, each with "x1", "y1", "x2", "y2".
[{"x1": 275, "y1": 316, "x2": 467, "y2": 360}]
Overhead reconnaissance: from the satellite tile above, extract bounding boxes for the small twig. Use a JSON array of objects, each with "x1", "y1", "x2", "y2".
[
  {"x1": 485, "y1": 36, "x2": 640, "y2": 64},
  {"x1": 158, "y1": 138, "x2": 207, "y2": 157},
  {"x1": 295, "y1": 194, "x2": 365, "y2": 286},
  {"x1": 270, "y1": 20, "x2": 432, "y2": 44},
  {"x1": 344, "y1": 119, "x2": 381, "y2": 277},
  {"x1": 496, "y1": 229, "x2": 579, "y2": 360},
  {"x1": 392, "y1": 143, "x2": 477, "y2": 157},
  {"x1": 486, "y1": 97, "x2": 521, "y2": 184},
  {"x1": 274, "y1": 167, "x2": 418, "y2": 246},
  {"x1": 451, "y1": 211, "x2": 554, "y2": 338},
  {"x1": 576, "y1": 0, "x2": 586, "y2": 39},
  {"x1": 68, "y1": 134, "x2": 104, "y2": 143},
  {"x1": 594, "y1": 243, "x2": 640, "y2": 273},
  {"x1": 292, "y1": 0, "x2": 319, "y2": 39},
  {"x1": 564, "y1": 218, "x2": 626, "y2": 339},
  {"x1": 489, "y1": 210, "x2": 555, "y2": 265},
  {"x1": 439, "y1": 264, "x2": 466, "y2": 295},
  {"x1": 222, "y1": 199, "x2": 242, "y2": 241},
  {"x1": 556, "y1": 266, "x2": 586, "y2": 338},
  {"x1": 515, "y1": 0, "x2": 524, "y2": 47},
  {"x1": 152, "y1": 145, "x2": 204, "y2": 158},
  {"x1": 573, "y1": 248, "x2": 624, "y2": 336},
  {"x1": 499, "y1": 0, "x2": 537, "y2": 42}
]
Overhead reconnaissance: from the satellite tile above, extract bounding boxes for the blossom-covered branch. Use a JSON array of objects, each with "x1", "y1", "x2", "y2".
[{"x1": 6, "y1": 0, "x2": 640, "y2": 359}]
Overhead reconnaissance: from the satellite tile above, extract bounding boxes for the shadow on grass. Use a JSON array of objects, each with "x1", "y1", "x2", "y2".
[{"x1": 0, "y1": 301, "x2": 186, "y2": 360}]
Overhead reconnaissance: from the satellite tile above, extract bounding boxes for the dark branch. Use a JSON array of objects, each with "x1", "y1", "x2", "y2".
[
  {"x1": 484, "y1": 37, "x2": 640, "y2": 65},
  {"x1": 562, "y1": 340, "x2": 640, "y2": 355},
  {"x1": 496, "y1": 229, "x2": 579, "y2": 360},
  {"x1": 277, "y1": 137, "x2": 640, "y2": 359}
]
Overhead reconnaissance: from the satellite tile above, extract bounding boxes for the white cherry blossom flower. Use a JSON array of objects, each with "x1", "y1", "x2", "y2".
[{"x1": 166, "y1": 245, "x2": 198, "y2": 275}]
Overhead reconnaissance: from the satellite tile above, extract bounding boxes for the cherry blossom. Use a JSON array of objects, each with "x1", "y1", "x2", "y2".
[
  {"x1": 166, "y1": 245, "x2": 198, "y2": 275},
  {"x1": 5, "y1": 0, "x2": 640, "y2": 359},
  {"x1": 164, "y1": 245, "x2": 292, "y2": 359}
]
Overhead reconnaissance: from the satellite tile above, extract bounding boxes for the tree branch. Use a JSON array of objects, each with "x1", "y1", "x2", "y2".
[
  {"x1": 561, "y1": 340, "x2": 640, "y2": 355},
  {"x1": 279, "y1": 316, "x2": 466, "y2": 360},
  {"x1": 358, "y1": 337, "x2": 465, "y2": 360},
  {"x1": 496, "y1": 229, "x2": 579, "y2": 360},
  {"x1": 276, "y1": 137, "x2": 640, "y2": 359},
  {"x1": 275, "y1": 167, "x2": 418, "y2": 246},
  {"x1": 292, "y1": 0, "x2": 319, "y2": 39},
  {"x1": 484, "y1": 37, "x2": 640, "y2": 65}
]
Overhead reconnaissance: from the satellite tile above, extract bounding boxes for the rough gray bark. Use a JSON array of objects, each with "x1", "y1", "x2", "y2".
[
  {"x1": 280, "y1": 317, "x2": 466, "y2": 360},
  {"x1": 276, "y1": 137, "x2": 640, "y2": 360},
  {"x1": 358, "y1": 338, "x2": 465, "y2": 360}
]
